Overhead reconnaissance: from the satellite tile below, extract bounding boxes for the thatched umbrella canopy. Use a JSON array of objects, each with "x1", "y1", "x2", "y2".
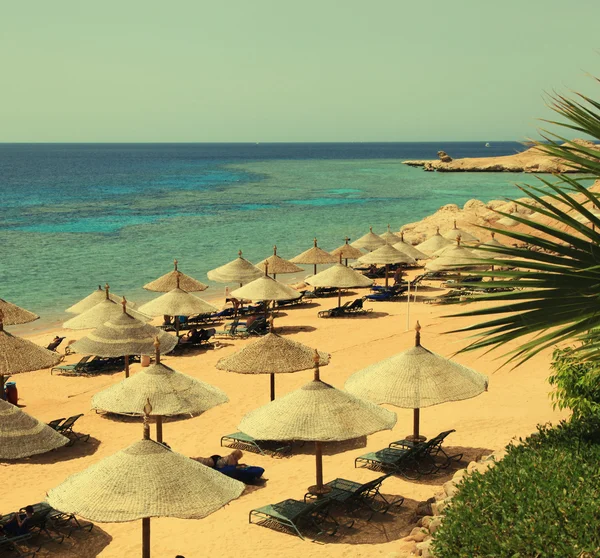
[
  {"x1": 330, "y1": 237, "x2": 364, "y2": 265},
  {"x1": 217, "y1": 324, "x2": 330, "y2": 400},
  {"x1": 351, "y1": 227, "x2": 386, "y2": 252},
  {"x1": 47, "y1": 405, "x2": 244, "y2": 558},
  {"x1": 144, "y1": 259, "x2": 208, "y2": 292},
  {"x1": 393, "y1": 232, "x2": 429, "y2": 261},
  {"x1": 231, "y1": 271, "x2": 300, "y2": 319},
  {"x1": 306, "y1": 262, "x2": 373, "y2": 307},
  {"x1": 0, "y1": 299, "x2": 39, "y2": 326},
  {"x1": 138, "y1": 283, "x2": 217, "y2": 337},
  {"x1": 70, "y1": 300, "x2": 178, "y2": 377},
  {"x1": 239, "y1": 354, "x2": 396, "y2": 495},
  {"x1": 415, "y1": 227, "x2": 453, "y2": 256},
  {"x1": 345, "y1": 322, "x2": 488, "y2": 441},
  {"x1": 92, "y1": 339, "x2": 227, "y2": 442},
  {"x1": 207, "y1": 251, "x2": 263, "y2": 286},
  {"x1": 425, "y1": 238, "x2": 480, "y2": 272},
  {"x1": 66, "y1": 284, "x2": 134, "y2": 314},
  {"x1": 0, "y1": 312, "x2": 62, "y2": 399},
  {"x1": 290, "y1": 238, "x2": 337, "y2": 276},
  {"x1": 442, "y1": 220, "x2": 479, "y2": 244},
  {"x1": 0, "y1": 398, "x2": 70, "y2": 459},
  {"x1": 379, "y1": 224, "x2": 402, "y2": 244},
  {"x1": 256, "y1": 246, "x2": 302, "y2": 280},
  {"x1": 357, "y1": 244, "x2": 416, "y2": 286}
]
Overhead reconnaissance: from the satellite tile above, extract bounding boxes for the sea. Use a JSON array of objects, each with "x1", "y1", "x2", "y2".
[{"x1": 0, "y1": 142, "x2": 532, "y2": 331}]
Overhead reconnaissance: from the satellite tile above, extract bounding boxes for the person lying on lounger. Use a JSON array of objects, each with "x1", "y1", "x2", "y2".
[
  {"x1": 193, "y1": 450, "x2": 265, "y2": 484},
  {"x1": 0, "y1": 505, "x2": 34, "y2": 536},
  {"x1": 179, "y1": 328, "x2": 204, "y2": 345}
]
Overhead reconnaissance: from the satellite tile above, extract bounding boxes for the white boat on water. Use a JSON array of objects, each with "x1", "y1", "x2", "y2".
[{"x1": 485, "y1": 142, "x2": 491, "y2": 147}]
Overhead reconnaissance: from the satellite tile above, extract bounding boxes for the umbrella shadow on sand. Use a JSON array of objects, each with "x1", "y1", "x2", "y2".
[
  {"x1": 272, "y1": 325, "x2": 317, "y2": 335},
  {"x1": 316, "y1": 496, "x2": 421, "y2": 546},
  {"x1": 407, "y1": 445, "x2": 494, "y2": 486},
  {"x1": 25, "y1": 524, "x2": 112, "y2": 557},
  {"x1": 328, "y1": 311, "x2": 389, "y2": 320},
  {"x1": 12, "y1": 436, "x2": 103, "y2": 465},
  {"x1": 293, "y1": 436, "x2": 368, "y2": 457}
]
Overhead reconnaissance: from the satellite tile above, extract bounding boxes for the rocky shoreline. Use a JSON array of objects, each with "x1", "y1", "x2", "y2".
[{"x1": 403, "y1": 139, "x2": 594, "y2": 173}]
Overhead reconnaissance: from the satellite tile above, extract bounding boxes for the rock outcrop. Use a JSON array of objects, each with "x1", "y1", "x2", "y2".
[{"x1": 403, "y1": 139, "x2": 596, "y2": 173}]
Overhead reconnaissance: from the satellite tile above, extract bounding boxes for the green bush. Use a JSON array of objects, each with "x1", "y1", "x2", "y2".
[
  {"x1": 549, "y1": 346, "x2": 600, "y2": 423},
  {"x1": 432, "y1": 421, "x2": 600, "y2": 558}
]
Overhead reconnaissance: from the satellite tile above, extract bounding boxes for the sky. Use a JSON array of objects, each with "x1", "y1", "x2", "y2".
[{"x1": 1, "y1": 0, "x2": 599, "y2": 142}]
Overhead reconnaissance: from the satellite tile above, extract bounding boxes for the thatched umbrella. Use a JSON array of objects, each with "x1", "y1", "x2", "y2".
[
  {"x1": 415, "y1": 227, "x2": 453, "y2": 256},
  {"x1": 66, "y1": 284, "x2": 134, "y2": 314},
  {"x1": 92, "y1": 338, "x2": 227, "y2": 443},
  {"x1": 0, "y1": 311, "x2": 62, "y2": 400},
  {"x1": 138, "y1": 278, "x2": 217, "y2": 337},
  {"x1": 144, "y1": 259, "x2": 208, "y2": 292},
  {"x1": 230, "y1": 267, "x2": 301, "y2": 319},
  {"x1": 207, "y1": 251, "x2": 263, "y2": 286},
  {"x1": 290, "y1": 238, "x2": 337, "y2": 276},
  {"x1": 351, "y1": 227, "x2": 386, "y2": 252},
  {"x1": 256, "y1": 246, "x2": 302, "y2": 280},
  {"x1": 379, "y1": 224, "x2": 402, "y2": 244},
  {"x1": 63, "y1": 285, "x2": 150, "y2": 330},
  {"x1": 357, "y1": 244, "x2": 416, "y2": 286},
  {"x1": 47, "y1": 403, "x2": 244, "y2": 558},
  {"x1": 345, "y1": 322, "x2": 488, "y2": 441},
  {"x1": 305, "y1": 261, "x2": 373, "y2": 307},
  {"x1": 239, "y1": 353, "x2": 396, "y2": 495},
  {"x1": 0, "y1": 398, "x2": 70, "y2": 459},
  {"x1": 70, "y1": 300, "x2": 178, "y2": 377},
  {"x1": 425, "y1": 237, "x2": 480, "y2": 272},
  {"x1": 392, "y1": 232, "x2": 429, "y2": 261},
  {"x1": 0, "y1": 299, "x2": 39, "y2": 326},
  {"x1": 442, "y1": 220, "x2": 479, "y2": 244},
  {"x1": 217, "y1": 320, "x2": 330, "y2": 400},
  {"x1": 330, "y1": 237, "x2": 364, "y2": 266}
]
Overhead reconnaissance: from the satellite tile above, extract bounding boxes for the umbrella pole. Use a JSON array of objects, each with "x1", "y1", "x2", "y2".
[
  {"x1": 156, "y1": 416, "x2": 163, "y2": 444},
  {"x1": 142, "y1": 518, "x2": 150, "y2": 558},
  {"x1": 270, "y1": 373, "x2": 275, "y2": 401},
  {"x1": 337, "y1": 288, "x2": 341, "y2": 308},
  {"x1": 315, "y1": 441, "x2": 324, "y2": 492},
  {"x1": 175, "y1": 316, "x2": 180, "y2": 337},
  {"x1": 124, "y1": 355, "x2": 130, "y2": 378},
  {"x1": 385, "y1": 264, "x2": 389, "y2": 287},
  {"x1": 0, "y1": 374, "x2": 5, "y2": 401},
  {"x1": 313, "y1": 264, "x2": 317, "y2": 276},
  {"x1": 413, "y1": 408, "x2": 420, "y2": 440}
]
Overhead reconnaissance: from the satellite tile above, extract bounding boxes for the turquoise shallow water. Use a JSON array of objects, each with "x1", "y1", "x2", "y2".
[{"x1": 0, "y1": 143, "x2": 531, "y2": 328}]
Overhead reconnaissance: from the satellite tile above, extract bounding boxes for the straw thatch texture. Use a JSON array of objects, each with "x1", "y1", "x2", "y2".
[
  {"x1": 144, "y1": 270, "x2": 208, "y2": 293},
  {"x1": 496, "y1": 215, "x2": 519, "y2": 227},
  {"x1": 305, "y1": 264, "x2": 373, "y2": 289},
  {"x1": 207, "y1": 255, "x2": 263, "y2": 284},
  {"x1": 330, "y1": 242, "x2": 364, "y2": 261},
  {"x1": 357, "y1": 244, "x2": 416, "y2": 265},
  {"x1": 66, "y1": 287, "x2": 134, "y2": 314},
  {"x1": 0, "y1": 399, "x2": 69, "y2": 459},
  {"x1": 416, "y1": 231, "x2": 453, "y2": 256},
  {"x1": 91, "y1": 362, "x2": 228, "y2": 416},
  {"x1": 0, "y1": 299, "x2": 39, "y2": 326},
  {"x1": 0, "y1": 329, "x2": 62, "y2": 375},
  {"x1": 345, "y1": 345, "x2": 488, "y2": 409},
  {"x1": 425, "y1": 245, "x2": 480, "y2": 271},
  {"x1": 380, "y1": 229, "x2": 402, "y2": 244},
  {"x1": 392, "y1": 238, "x2": 429, "y2": 261},
  {"x1": 63, "y1": 300, "x2": 151, "y2": 330},
  {"x1": 256, "y1": 255, "x2": 302, "y2": 275},
  {"x1": 442, "y1": 223, "x2": 479, "y2": 244},
  {"x1": 290, "y1": 245, "x2": 337, "y2": 265},
  {"x1": 70, "y1": 313, "x2": 178, "y2": 357},
  {"x1": 138, "y1": 289, "x2": 217, "y2": 317},
  {"x1": 47, "y1": 439, "x2": 244, "y2": 522},
  {"x1": 351, "y1": 229, "x2": 386, "y2": 251},
  {"x1": 216, "y1": 333, "x2": 330, "y2": 374},
  {"x1": 238, "y1": 379, "x2": 396, "y2": 442},
  {"x1": 230, "y1": 276, "x2": 301, "y2": 302}
]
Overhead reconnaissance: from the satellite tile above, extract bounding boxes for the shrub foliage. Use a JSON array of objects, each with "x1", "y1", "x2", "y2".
[{"x1": 432, "y1": 422, "x2": 600, "y2": 558}]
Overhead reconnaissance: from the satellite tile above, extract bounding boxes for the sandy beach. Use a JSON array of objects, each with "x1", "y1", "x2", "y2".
[{"x1": 4, "y1": 268, "x2": 567, "y2": 558}]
